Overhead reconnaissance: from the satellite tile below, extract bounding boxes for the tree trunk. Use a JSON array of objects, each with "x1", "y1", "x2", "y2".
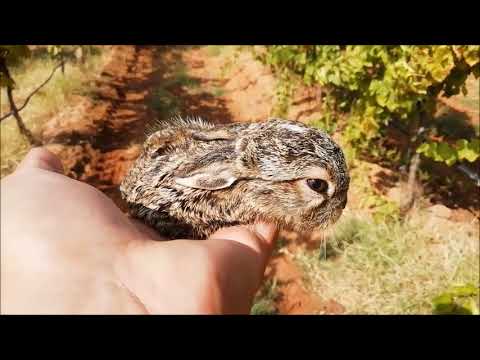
[
  {"x1": 401, "y1": 152, "x2": 420, "y2": 214},
  {"x1": 60, "y1": 50, "x2": 65, "y2": 74},
  {"x1": 400, "y1": 110, "x2": 430, "y2": 215}
]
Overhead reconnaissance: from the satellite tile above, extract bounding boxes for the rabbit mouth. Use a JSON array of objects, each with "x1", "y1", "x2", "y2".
[
  {"x1": 318, "y1": 207, "x2": 343, "y2": 229},
  {"x1": 309, "y1": 201, "x2": 344, "y2": 226}
]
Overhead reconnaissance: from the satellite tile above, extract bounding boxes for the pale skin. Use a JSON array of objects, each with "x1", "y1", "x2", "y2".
[{"x1": 1, "y1": 148, "x2": 278, "y2": 314}]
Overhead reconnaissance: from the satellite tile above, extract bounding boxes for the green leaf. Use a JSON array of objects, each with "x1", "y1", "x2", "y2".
[
  {"x1": 416, "y1": 142, "x2": 430, "y2": 154},
  {"x1": 463, "y1": 46, "x2": 480, "y2": 67},
  {"x1": 432, "y1": 294, "x2": 455, "y2": 313},
  {"x1": 437, "y1": 143, "x2": 457, "y2": 165},
  {"x1": 263, "y1": 45, "x2": 476, "y2": 165},
  {"x1": 457, "y1": 139, "x2": 480, "y2": 162},
  {"x1": 470, "y1": 138, "x2": 480, "y2": 153},
  {"x1": 432, "y1": 283, "x2": 479, "y2": 315},
  {"x1": 449, "y1": 284, "x2": 479, "y2": 297},
  {"x1": 376, "y1": 93, "x2": 387, "y2": 107},
  {"x1": 464, "y1": 298, "x2": 479, "y2": 315},
  {"x1": 296, "y1": 52, "x2": 306, "y2": 65}
]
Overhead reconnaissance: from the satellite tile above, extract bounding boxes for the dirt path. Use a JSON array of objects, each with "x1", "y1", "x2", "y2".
[{"x1": 43, "y1": 45, "x2": 157, "y2": 210}]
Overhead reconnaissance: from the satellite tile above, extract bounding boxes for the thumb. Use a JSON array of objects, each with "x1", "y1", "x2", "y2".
[
  {"x1": 209, "y1": 222, "x2": 278, "y2": 266},
  {"x1": 17, "y1": 147, "x2": 64, "y2": 174}
]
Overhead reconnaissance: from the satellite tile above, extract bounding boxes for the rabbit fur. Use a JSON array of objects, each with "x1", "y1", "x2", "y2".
[{"x1": 120, "y1": 116, "x2": 350, "y2": 239}]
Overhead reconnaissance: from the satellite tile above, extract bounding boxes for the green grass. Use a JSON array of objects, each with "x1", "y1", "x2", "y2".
[
  {"x1": 171, "y1": 71, "x2": 201, "y2": 89},
  {"x1": 149, "y1": 63, "x2": 204, "y2": 117},
  {"x1": 250, "y1": 278, "x2": 279, "y2": 315},
  {"x1": 292, "y1": 209, "x2": 479, "y2": 314},
  {"x1": 205, "y1": 45, "x2": 225, "y2": 57},
  {"x1": 149, "y1": 87, "x2": 181, "y2": 118},
  {"x1": 1, "y1": 47, "x2": 110, "y2": 178},
  {"x1": 210, "y1": 86, "x2": 225, "y2": 97},
  {"x1": 162, "y1": 64, "x2": 201, "y2": 89},
  {"x1": 150, "y1": 53, "x2": 230, "y2": 117}
]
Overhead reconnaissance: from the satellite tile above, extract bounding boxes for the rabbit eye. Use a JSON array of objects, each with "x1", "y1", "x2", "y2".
[{"x1": 306, "y1": 179, "x2": 329, "y2": 194}]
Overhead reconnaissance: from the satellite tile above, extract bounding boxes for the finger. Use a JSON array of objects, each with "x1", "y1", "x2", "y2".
[
  {"x1": 201, "y1": 224, "x2": 277, "y2": 314},
  {"x1": 208, "y1": 222, "x2": 278, "y2": 266},
  {"x1": 17, "y1": 147, "x2": 64, "y2": 174}
]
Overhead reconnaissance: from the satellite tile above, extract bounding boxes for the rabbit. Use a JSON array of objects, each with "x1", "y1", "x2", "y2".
[{"x1": 119, "y1": 115, "x2": 350, "y2": 239}]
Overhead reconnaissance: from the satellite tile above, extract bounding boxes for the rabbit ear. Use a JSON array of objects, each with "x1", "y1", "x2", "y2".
[
  {"x1": 174, "y1": 163, "x2": 238, "y2": 190},
  {"x1": 192, "y1": 129, "x2": 236, "y2": 141},
  {"x1": 143, "y1": 132, "x2": 173, "y2": 156},
  {"x1": 191, "y1": 123, "x2": 248, "y2": 142}
]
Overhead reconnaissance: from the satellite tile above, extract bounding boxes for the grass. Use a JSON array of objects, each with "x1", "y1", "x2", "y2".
[
  {"x1": 1, "y1": 47, "x2": 110, "y2": 178},
  {"x1": 348, "y1": 161, "x2": 402, "y2": 222},
  {"x1": 210, "y1": 86, "x2": 225, "y2": 97},
  {"x1": 162, "y1": 64, "x2": 201, "y2": 89},
  {"x1": 169, "y1": 66, "x2": 201, "y2": 89},
  {"x1": 250, "y1": 278, "x2": 279, "y2": 315},
  {"x1": 292, "y1": 209, "x2": 479, "y2": 314},
  {"x1": 205, "y1": 45, "x2": 225, "y2": 57},
  {"x1": 149, "y1": 62, "x2": 203, "y2": 117},
  {"x1": 287, "y1": 158, "x2": 479, "y2": 314},
  {"x1": 212, "y1": 46, "x2": 242, "y2": 81},
  {"x1": 149, "y1": 51, "x2": 231, "y2": 118},
  {"x1": 149, "y1": 87, "x2": 181, "y2": 118}
]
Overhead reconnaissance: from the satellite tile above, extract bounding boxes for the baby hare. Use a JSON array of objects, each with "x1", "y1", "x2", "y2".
[{"x1": 120, "y1": 116, "x2": 350, "y2": 239}]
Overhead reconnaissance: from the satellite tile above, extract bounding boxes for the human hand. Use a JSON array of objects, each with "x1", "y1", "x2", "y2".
[{"x1": 1, "y1": 148, "x2": 277, "y2": 314}]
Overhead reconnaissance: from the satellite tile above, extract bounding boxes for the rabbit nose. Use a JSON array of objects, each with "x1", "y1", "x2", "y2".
[{"x1": 340, "y1": 196, "x2": 347, "y2": 209}]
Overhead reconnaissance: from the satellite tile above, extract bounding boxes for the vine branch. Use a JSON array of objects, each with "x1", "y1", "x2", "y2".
[{"x1": 0, "y1": 61, "x2": 64, "y2": 122}]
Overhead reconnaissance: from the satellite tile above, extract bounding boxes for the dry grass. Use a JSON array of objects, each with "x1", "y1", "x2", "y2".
[
  {"x1": 1, "y1": 47, "x2": 111, "y2": 178},
  {"x1": 292, "y1": 208, "x2": 479, "y2": 314}
]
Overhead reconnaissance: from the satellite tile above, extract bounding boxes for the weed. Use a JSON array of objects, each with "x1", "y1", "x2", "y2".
[
  {"x1": 250, "y1": 278, "x2": 279, "y2": 315},
  {"x1": 294, "y1": 210, "x2": 479, "y2": 314},
  {"x1": 149, "y1": 87, "x2": 181, "y2": 118}
]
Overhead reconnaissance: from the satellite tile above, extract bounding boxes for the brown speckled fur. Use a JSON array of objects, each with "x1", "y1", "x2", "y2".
[{"x1": 120, "y1": 116, "x2": 350, "y2": 239}]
